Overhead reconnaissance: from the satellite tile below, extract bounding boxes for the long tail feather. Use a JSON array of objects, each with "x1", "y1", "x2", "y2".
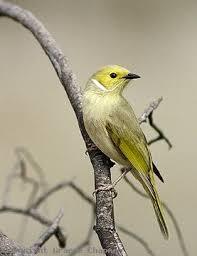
[
  {"x1": 131, "y1": 168, "x2": 169, "y2": 239},
  {"x1": 151, "y1": 188, "x2": 169, "y2": 239},
  {"x1": 148, "y1": 171, "x2": 169, "y2": 239}
]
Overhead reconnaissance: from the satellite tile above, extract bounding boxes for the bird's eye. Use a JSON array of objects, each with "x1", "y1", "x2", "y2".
[{"x1": 110, "y1": 73, "x2": 117, "y2": 78}]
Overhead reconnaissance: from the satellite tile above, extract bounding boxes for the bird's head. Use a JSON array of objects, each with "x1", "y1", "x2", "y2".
[{"x1": 88, "y1": 65, "x2": 140, "y2": 93}]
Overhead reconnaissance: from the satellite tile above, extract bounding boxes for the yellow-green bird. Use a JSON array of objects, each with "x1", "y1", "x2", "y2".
[{"x1": 82, "y1": 65, "x2": 168, "y2": 239}]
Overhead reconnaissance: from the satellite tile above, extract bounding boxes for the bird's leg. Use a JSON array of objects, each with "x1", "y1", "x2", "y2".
[
  {"x1": 93, "y1": 168, "x2": 130, "y2": 198},
  {"x1": 112, "y1": 168, "x2": 130, "y2": 187}
]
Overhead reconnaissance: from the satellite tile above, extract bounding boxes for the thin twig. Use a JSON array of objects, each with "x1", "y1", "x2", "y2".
[
  {"x1": 1, "y1": 148, "x2": 50, "y2": 243},
  {"x1": 1, "y1": 161, "x2": 21, "y2": 206},
  {"x1": 117, "y1": 225, "x2": 156, "y2": 256},
  {"x1": 0, "y1": 206, "x2": 66, "y2": 248},
  {"x1": 30, "y1": 209, "x2": 64, "y2": 254},
  {"x1": 2, "y1": 148, "x2": 49, "y2": 243},
  {"x1": 138, "y1": 97, "x2": 163, "y2": 124},
  {"x1": 30, "y1": 178, "x2": 162, "y2": 256},
  {"x1": 30, "y1": 180, "x2": 95, "y2": 210},
  {"x1": 69, "y1": 182, "x2": 95, "y2": 206},
  {"x1": 16, "y1": 148, "x2": 57, "y2": 243},
  {"x1": 29, "y1": 179, "x2": 161, "y2": 256},
  {"x1": 15, "y1": 147, "x2": 48, "y2": 192},
  {"x1": 17, "y1": 159, "x2": 40, "y2": 242},
  {"x1": 30, "y1": 180, "x2": 96, "y2": 256},
  {"x1": 148, "y1": 112, "x2": 172, "y2": 149},
  {"x1": 138, "y1": 98, "x2": 172, "y2": 148},
  {"x1": 0, "y1": 210, "x2": 64, "y2": 256}
]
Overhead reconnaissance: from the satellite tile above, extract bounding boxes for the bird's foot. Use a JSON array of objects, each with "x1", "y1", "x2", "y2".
[
  {"x1": 92, "y1": 168, "x2": 130, "y2": 198},
  {"x1": 93, "y1": 184, "x2": 118, "y2": 199}
]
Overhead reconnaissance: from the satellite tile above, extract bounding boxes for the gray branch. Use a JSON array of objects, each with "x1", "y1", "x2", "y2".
[
  {"x1": 0, "y1": 209, "x2": 64, "y2": 256},
  {"x1": 138, "y1": 97, "x2": 163, "y2": 123},
  {"x1": 0, "y1": 1, "x2": 126, "y2": 255},
  {"x1": 0, "y1": 231, "x2": 29, "y2": 256},
  {"x1": 29, "y1": 209, "x2": 64, "y2": 254},
  {"x1": 0, "y1": 206, "x2": 66, "y2": 248},
  {"x1": 138, "y1": 97, "x2": 172, "y2": 148},
  {"x1": 0, "y1": 1, "x2": 174, "y2": 256},
  {"x1": 29, "y1": 180, "x2": 95, "y2": 210},
  {"x1": 26, "y1": 178, "x2": 158, "y2": 256}
]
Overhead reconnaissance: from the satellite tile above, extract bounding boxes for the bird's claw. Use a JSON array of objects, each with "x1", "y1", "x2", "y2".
[{"x1": 92, "y1": 185, "x2": 118, "y2": 199}]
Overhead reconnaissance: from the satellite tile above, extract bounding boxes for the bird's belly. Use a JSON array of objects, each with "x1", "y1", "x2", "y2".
[{"x1": 84, "y1": 113, "x2": 129, "y2": 167}]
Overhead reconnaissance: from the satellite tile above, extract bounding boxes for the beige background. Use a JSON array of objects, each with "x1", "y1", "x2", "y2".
[{"x1": 0, "y1": 0, "x2": 196, "y2": 255}]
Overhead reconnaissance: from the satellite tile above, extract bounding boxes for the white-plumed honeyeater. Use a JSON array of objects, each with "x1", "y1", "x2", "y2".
[{"x1": 82, "y1": 65, "x2": 169, "y2": 239}]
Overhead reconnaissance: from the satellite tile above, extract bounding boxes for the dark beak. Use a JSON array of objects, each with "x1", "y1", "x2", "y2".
[{"x1": 123, "y1": 73, "x2": 140, "y2": 80}]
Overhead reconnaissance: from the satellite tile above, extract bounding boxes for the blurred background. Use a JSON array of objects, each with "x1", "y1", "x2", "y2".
[{"x1": 0, "y1": 0, "x2": 196, "y2": 255}]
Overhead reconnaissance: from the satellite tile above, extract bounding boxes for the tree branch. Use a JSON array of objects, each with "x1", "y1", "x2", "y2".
[
  {"x1": 0, "y1": 231, "x2": 29, "y2": 256},
  {"x1": 29, "y1": 180, "x2": 95, "y2": 210},
  {"x1": 1, "y1": 147, "x2": 50, "y2": 242},
  {"x1": 0, "y1": 1, "x2": 175, "y2": 256},
  {"x1": 138, "y1": 97, "x2": 172, "y2": 148},
  {"x1": 26, "y1": 178, "x2": 157, "y2": 255},
  {"x1": 138, "y1": 97, "x2": 163, "y2": 124},
  {"x1": 0, "y1": 209, "x2": 64, "y2": 256},
  {"x1": 0, "y1": 1, "x2": 126, "y2": 255},
  {"x1": 0, "y1": 205, "x2": 66, "y2": 248},
  {"x1": 147, "y1": 112, "x2": 172, "y2": 148},
  {"x1": 29, "y1": 209, "x2": 64, "y2": 254}
]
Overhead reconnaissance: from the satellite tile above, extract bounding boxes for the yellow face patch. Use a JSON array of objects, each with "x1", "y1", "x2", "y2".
[{"x1": 92, "y1": 65, "x2": 130, "y2": 90}]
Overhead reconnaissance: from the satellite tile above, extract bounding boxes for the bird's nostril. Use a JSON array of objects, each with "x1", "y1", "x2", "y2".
[{"x1": 123, "y1": 73, "x2": 140, "y2": 79}]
